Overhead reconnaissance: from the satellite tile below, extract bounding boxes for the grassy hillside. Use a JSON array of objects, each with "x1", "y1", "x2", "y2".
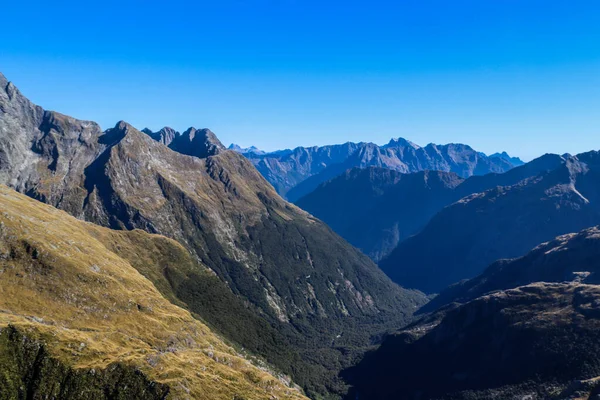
[{"x1": 0, "y1": 185, "x2": 306, "y2": 400}]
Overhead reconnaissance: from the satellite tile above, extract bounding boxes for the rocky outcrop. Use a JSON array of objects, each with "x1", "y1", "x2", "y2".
[
  {"x1": 170, "y1": 127, "x2": 225, "y2": 158},
  {"x1": 142, "y1": 126, "x2": 178, "y2": 145}
]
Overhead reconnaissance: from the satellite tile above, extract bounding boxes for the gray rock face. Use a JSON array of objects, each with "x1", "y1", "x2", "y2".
[
  {"x1": 169, "y1": 127, "x2": 225, "y2": 158},
  {"x1": 142, "y1": 126, "x2": 178, "y2": 145},
  {"x1": 244, "y1": 138, "x2": 521, "y2": 200}
]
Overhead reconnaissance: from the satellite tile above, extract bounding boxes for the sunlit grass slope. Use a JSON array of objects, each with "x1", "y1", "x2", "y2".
[{"x1": 0, "y1": 185, "x2": 307, "y2": 400}]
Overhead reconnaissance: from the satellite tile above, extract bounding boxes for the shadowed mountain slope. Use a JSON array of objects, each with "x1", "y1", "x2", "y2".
[
  {"x1": 422, "y1": 225, "x2": 600, "y2": 313},
  {"x1": 345, "y1": 282, "x2": 600, "y2": 400},
  {"x1": 296, "y1": 168, "x2": 463, "y2": 261}
]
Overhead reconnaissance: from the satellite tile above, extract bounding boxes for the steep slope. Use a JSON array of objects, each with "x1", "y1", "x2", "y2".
[
  {"x1": 296, "y1": 168, "x2": 463, "y2": 261},
  {"x1": 296, "y1": 154, "x2": 563, "y2": 262},
  {"x1": 346, "y1": 227, "x2": 600, "y2": 399},
  {"x1": 0, "y1": 72, "x2": 426, "y2": 398},
  {"x1": 380, "y1": 152, "x2": 600, "y2": 293},
  {"x1": 422, "y1": 225, "x2": 600, "y2": 313},
  {"x1": 246, "y1": 137, "x2": 520, "y2": 200},
  {"x1": 345, "y1": 282, "x2": 600, "y2": 400},
  {"x1": 0, "y1": 185, "x2": 306, "y2": 400}
]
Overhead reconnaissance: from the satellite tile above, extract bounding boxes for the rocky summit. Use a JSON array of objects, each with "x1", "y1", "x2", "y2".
[{"x1": 0, "y1": 72, "x2": 426, "y2": 398}]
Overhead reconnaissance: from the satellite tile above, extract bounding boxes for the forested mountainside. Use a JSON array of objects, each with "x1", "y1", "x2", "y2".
[
  {"x1": 0, "y1": 72, "x2": 426, "y2": 398},
  {"x1": 346, "y1": 226, "x2": 600, "y2": 399}
]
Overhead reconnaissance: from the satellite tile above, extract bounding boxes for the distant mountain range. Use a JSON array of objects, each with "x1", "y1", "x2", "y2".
[
  {"x1": 297, "y1": 154, "x2": 561, "y2": 262},
  {"x1": 296, "y1": 168, "x2": 463, "y2": 261},
  {"x1": 345, "y1": 226, "x2": 600, "y2": 399},
  {"x1": 241, "y1": 139, "x2": 524, "y2": 201},
  {"x1": 228, "y1": 143, "x2": 266, "y2": 155}
]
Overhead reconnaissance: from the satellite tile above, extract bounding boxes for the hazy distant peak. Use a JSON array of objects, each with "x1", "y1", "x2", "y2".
[
  {"x1": 228, "y1": 143, "x2": 265, "y2": 155},
  {"x1": 385, "y1": 137, "x2": 421, "y2": 149},
  {"x1": 489, "y1": 151, "x2": 525, "y2": 166}
]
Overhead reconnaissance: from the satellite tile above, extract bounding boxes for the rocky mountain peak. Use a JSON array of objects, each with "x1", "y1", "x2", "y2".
[
  {"x1": 114, "y1": 120, "x2": 131, "y2": 132},
  {"x1": 142, "y1": 126, "x2": 179, "y2": 146},
  {"x1": 170, "y1": 127, "x2": 225, "y2": 158},
  {"x1": 385, "y1": 137, "x2": 420, "y2": 149}
]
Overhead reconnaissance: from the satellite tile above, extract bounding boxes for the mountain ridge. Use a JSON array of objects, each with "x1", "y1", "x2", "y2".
[
  {"x1": 0, "y1": 184, "x2": 306, "y2": 400},
  {"x1": 242, "y1": 138, "x2": 522, "y2": 200}
]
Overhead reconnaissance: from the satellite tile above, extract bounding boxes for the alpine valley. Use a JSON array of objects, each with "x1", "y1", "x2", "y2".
[{"x1": 2, "y1": 71, "x2": 600, "y2": 400}]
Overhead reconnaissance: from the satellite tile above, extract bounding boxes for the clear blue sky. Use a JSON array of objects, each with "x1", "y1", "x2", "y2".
[{"x1": 2, "y1": 0, "x2": 600, "y2": 160}]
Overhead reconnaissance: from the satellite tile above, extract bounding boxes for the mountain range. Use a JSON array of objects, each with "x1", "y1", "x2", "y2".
[
  {"x1": 242, "y1": 138, "x2": 523, "y2": 201},
  {"x1": 2, "y1": 70, "x2": 600, "y2": 400},
  {"x1": 297, "y1": 153, "x2": 563, "y2": 262},
  {"x1": 0, "y1": 72, "x2": 426, "y2": 398},
  {"x1": 380, "y1": 151, "x2": 600, "y2": 293}
]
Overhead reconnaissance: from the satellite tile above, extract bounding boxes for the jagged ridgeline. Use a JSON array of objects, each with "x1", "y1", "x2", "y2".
[
  {"x1": 0, "y1": 72, "x2": 426, "y2": 398},
  {"x1": 0, "y1": 186, "x2": 306, "y2": 400}
]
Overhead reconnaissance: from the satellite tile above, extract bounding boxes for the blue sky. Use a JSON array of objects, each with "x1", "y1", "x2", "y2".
[{"x1": 2, "y1": 0, "x2": 600, "y2": 160}]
